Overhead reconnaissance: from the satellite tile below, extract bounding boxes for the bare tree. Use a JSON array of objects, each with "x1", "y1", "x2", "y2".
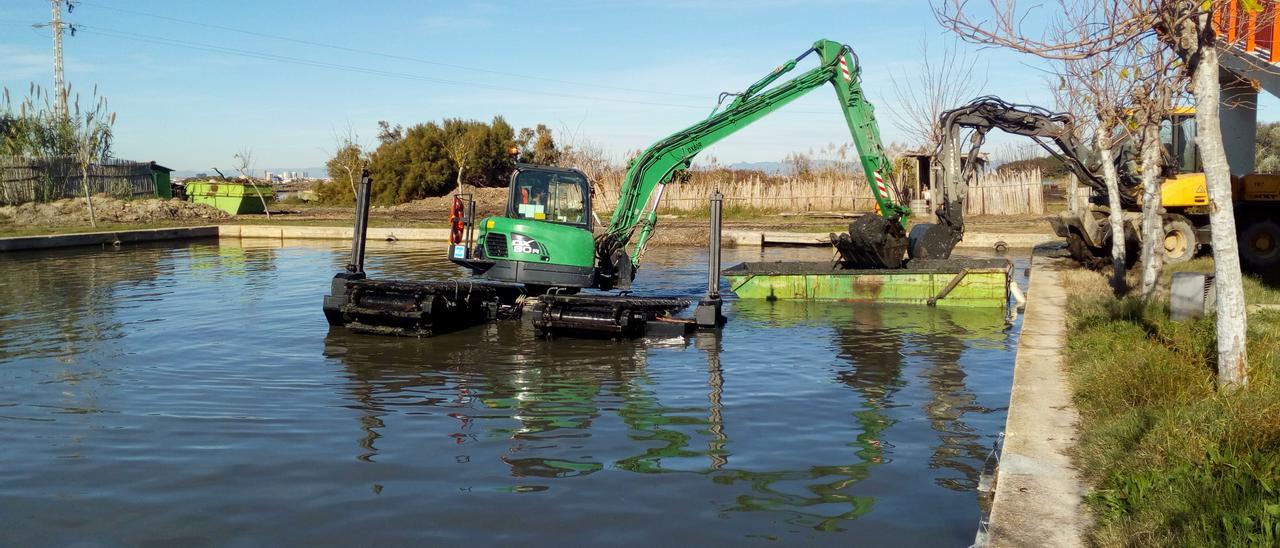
[
  {"x1": 889, "y1": 37, "x2": 988, "y2": 150},
  {"x1": 328, "y1": 124, "x2": 367, "y2": 200},
  {"x1": 1128, "y1": 46, "x2": 1181, "y2": 299},
  {"x1": 1046, "y1": 5, "x2": 1142, "y2": 293},
  {"x1": 936, "y1": 0, "x2": 1250, "y2": 387},
  {"x1": 1047, "y1": 70, "x2": 1097, "y2": 214},
  {"x1": 71, "y1": 89, "x2": 115, "y2": 228},
  {"x1": 445, "y1": 126, "x2": 484, "y2": 195},
  {"x1": 1156, "y1": 1, "x2": 1250, "y2": 386},
  {"x1": 233, "y1": 148, "x2": 271, "y2": 219}
]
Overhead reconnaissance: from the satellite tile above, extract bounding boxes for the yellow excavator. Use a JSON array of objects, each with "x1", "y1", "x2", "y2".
[
  {"x1": 1141, "y1": 107, "x2": 1279, "y2": 270},
  {"x1": 935, "y1": 97, "x2": 1277, "y2": 271}
]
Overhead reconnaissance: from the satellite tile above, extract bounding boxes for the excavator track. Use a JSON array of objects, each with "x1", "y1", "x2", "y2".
[
  {"x1": 324, "y1": 277, "x2": 519, "y2": 337},
  {"x1": 530, "y1": 294, "x2": 692, "y2": 338}
]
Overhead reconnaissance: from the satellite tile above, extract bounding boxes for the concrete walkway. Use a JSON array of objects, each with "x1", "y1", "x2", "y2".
[
  {"x1": 0, "y1": 226, "x2": 218, "y2": 252},
  {"x1": 987, "y1": 255, "x2": 1090, "y2": 547}
]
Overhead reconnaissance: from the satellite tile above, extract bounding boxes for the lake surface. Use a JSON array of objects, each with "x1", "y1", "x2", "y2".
[{"x1": 0, "y1": 239, "x2": 1026, "y2": 546}]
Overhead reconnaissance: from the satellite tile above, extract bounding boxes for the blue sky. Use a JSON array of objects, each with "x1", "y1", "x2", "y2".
[{"x1": 2, "y1": 1, "x2": 1273, "y2": 173}]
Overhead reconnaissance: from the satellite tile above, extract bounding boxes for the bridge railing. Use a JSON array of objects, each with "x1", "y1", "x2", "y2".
[{"x1": 1216, "y1": 0, "x2": 1280, "y2": 63}]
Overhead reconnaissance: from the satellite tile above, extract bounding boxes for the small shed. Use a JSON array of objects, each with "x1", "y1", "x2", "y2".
[{"x1": 151, "y1": 162, "x2": 175, "y2": 199}]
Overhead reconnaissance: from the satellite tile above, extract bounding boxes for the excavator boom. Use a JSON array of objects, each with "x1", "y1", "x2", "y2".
[{"x1": 594, "y1": 39, "x2": 911, "y2": 289}]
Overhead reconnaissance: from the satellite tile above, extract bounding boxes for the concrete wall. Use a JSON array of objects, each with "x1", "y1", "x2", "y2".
[
  {"x1": 1219, "y1": 69, "x2": 1258, "y2": 176},
  {"x1": 0, "y1": 226, "x2": 219, "y2": 252}
]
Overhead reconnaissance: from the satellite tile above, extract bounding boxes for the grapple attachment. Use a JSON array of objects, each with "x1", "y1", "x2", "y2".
[
  {"x1": 830, "y1": 214, "x2": 909, "y2": 269},
  {"x1": 907, "y1": 222, "x2": 963, "y2": 261}
]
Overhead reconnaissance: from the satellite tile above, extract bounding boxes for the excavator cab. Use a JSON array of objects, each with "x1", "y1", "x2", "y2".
[{"x1": 450, "y1": 164, "x2": 599, "y2": 291}]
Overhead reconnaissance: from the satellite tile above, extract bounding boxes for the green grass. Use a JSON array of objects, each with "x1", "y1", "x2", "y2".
[{"x1": 1064, "y1": 267, "x2": 1280, "y2": 546}]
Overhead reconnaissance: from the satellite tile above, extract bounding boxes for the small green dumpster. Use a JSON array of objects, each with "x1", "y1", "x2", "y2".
[{"x1": 185, "y1": 180, "x2": 274, "y2": 215}]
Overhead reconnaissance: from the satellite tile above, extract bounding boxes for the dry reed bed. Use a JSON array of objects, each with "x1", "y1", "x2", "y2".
[{"x1": 593, "y1": 168, "x2": 1044, "y2": 216}]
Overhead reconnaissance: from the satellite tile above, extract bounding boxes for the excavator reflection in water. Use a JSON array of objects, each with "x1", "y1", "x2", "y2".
[{"x1": 322, "y1": 302, "x2": 1006, "y2": 531}]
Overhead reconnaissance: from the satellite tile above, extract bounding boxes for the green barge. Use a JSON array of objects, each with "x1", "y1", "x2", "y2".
[{"x1": 723, "y1": 258, "x2": 1013, "y2": 308}]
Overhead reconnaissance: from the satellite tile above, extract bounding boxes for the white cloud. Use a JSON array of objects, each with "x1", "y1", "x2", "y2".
[{"x1": 419, "y1": 3, "x2": 500, "y2": 32}]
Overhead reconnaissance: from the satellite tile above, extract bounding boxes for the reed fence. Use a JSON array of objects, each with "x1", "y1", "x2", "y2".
[
  {"x1": 964, "y1": 168, "x2": 1045, "y2": 216},
  {"x1": 0, "y1": 156, "x2": 157, "y2": 205},
  {"x1": 595, "y1": 174, "x2": 880, "y2": 214},
  {"x1": 594, "y1": 168, "x2": 1045, "y2": 217}
]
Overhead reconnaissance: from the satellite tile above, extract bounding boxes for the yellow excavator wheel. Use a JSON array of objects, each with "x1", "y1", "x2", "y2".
[
  {"x1": 1240, "y1": 217, "x2": 1280, "y2": 272},
  {"x1": 1160, "y1": 214, "x2": 1198, "y2": 264}
]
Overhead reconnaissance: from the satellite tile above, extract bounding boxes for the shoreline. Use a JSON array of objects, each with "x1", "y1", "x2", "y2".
[
  {"x1": 1, "y1": 224, "x2": 1056, "y2": 253},
  {"x1": 985, "y1": 251, "x2": 1090, "y2": 547}
]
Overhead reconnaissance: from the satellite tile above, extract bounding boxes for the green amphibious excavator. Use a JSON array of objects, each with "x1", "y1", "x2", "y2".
[
  {"x1": 449, "y1": 38, "x2": 934, "y2": 292},
  {"x1": 326, "y1": 39, "x2": 945, "y2": 338}
]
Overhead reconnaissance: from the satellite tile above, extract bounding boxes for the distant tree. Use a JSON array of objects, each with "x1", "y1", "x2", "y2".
[
  {"x1": 516, "y1": 124, "x2": 559, "y2": 165},
  {"x1": 320, "y1": 142, "x2": 368, "y2": 204},
  {"x1": 475, "y1": 116, "x2": 518, "y2": 186},
  {"x1": 376, "y1": 120, "x2": 402, "y2": 146},
  {"x1": 998, "y1": 156, "x2": 1070, "y2": 178},
  {"x1": 784, "y1": 152, "x2": 814, "y2": 179},
  {"x1": 366, "y1": 116, "x2": 519, "y2": 204},
  {"x1": 1255, "y1": 121, "x2": 1280, "y2": 172},
  {"x1": 233, "y1": 147, "x2": 271, "y2": 219},
  {"x1": 443, "y1": 119, "x2": 486, "y2": 195},
  {"x1": 318, "y1": 125, "x2": 369, "y2": 204},
  {"x1": 888, "y1": 38, "x2": 986, "y2": 150}
]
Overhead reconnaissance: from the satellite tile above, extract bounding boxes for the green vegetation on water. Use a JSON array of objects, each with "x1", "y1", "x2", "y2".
[{"x1": 1064, "y1": 261, "x2": 1280, "y2": 546}]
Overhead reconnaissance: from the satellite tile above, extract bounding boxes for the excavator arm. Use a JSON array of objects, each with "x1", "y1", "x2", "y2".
[
  {"x1": 594, "y1": 39, "x2": 910, "y2": 289},
  {"x1": 910, "y1": 96, "x2": 1138, "y2": 259}
]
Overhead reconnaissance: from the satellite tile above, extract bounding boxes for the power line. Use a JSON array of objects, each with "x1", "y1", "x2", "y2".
[
  {"x1": 75, "y1": 25, "x2": 838, "y2": 117},
  {"x1": 79, "y1": 25, "x2": 730, "y2": 111},
  {"x1": 78, "y1": 1, "x2": 711, "y2": 101}
]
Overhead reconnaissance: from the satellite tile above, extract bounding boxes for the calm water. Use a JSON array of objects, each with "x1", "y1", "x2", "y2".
[{"x1": 0, "y1": 239, "x2": 1026, "y2": 546}]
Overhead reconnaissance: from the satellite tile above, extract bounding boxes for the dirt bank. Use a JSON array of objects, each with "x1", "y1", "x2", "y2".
[{"x1": 0, "y1": 196, "x2": 229, "y2": 227}]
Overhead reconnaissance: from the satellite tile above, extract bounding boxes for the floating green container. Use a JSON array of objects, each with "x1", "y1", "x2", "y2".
[
  {"x1": 723, "y1": 258, "x2": 1012, "y2": 308},
  {"x1": 185, "y1": 180, "x2": 274, "y2": 215}
]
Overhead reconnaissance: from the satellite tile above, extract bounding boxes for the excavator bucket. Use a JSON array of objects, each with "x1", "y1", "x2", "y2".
[
  {"x1": 830, "y1": 214, "x2": 909, "y2": 269},
  {"x1": 907, "y1": 222, "x2": 962, "y2": 261}
]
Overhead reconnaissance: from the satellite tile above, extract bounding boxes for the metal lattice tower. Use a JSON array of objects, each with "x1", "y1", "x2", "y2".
[{"x1": 50, "y1": 0, "x2": 65, "y2": 117}]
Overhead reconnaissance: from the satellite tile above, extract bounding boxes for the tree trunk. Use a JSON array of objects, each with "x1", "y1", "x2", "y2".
[
  {"x1": 456, "y1": 166, "x2": 465, "y2": 195},
  {"x1": 1139, "y1": 122, "x2": 1164, "y2": 299},
  {"x1": 1096, "y1": 135, "x2": 1127, "y2": 293},
  {"x1": 247, "y1": 180, "x2": 271, "y2": 219},
  {"x1": 346, "y1": 166, "x2": 357, "y2": 200},
  {"x1": 81, "y1": 163, "x2": 97, "y2": 228},
  {"x1": 1193, "y1": 46, "x2": 1249, "y2": 388},
  {"x1": 1067, "y1": 172, "x2": 1079, "y2": 213}
]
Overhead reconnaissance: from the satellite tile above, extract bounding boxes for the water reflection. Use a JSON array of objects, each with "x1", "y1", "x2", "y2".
[
  {"x1": 0, "y1": 240, "x2": 1017, "y2": 544},
  {"x1": 323, "y1": 298, "x2": 1008, "y2": 533}
]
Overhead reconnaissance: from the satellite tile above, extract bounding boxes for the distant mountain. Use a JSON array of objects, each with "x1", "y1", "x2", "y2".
[
  {"x1": 725, "y1": 160, "x2": 856, "y2": 176},
  {"x1": 725, "y1": 161, "x2": 790, "y2": 175}
]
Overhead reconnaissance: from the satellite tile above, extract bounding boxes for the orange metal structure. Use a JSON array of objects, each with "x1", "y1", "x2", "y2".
[{"x1": 1215, "y1": 0, "x2": 1280, "y2": 63}]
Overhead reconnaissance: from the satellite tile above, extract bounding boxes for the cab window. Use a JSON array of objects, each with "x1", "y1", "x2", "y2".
[
  {"x1": 511, "y1": 170, "x2": 589, "y2": 226},
  {"x1": 1160, "y1": 115, "x2": 1202, "y2": 175}
]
